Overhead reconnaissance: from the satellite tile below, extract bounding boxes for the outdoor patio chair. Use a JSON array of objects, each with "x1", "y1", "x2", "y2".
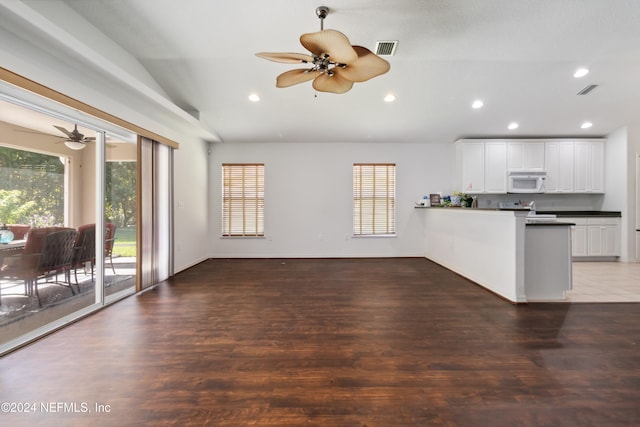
[
  {"x1": 71, "y1": 224, "x2": 97, "y2": 286},
  {"x1": 1, "y1": 226, "x2": 73, "y2": 297},
  {"x1": 32, "y1": 229, "x2": 79, "y2": 307},
  {"x1": 105, "y1": 222, "x2": 116, "y2": 274}
]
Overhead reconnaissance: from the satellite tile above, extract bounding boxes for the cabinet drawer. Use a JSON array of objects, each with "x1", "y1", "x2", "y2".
[
  {"x1": 566, "y1": 217, "x2": 587, "y2": 225},
  {"x1": 587, "y1": 217, "x2": 619, "y2": 225}
]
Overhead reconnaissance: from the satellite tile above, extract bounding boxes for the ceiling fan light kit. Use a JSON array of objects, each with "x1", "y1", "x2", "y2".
[
  {"x1": 256, "y1": 6, "x2": 390, "y2": 94},
  {"x1": 64, "y1": 140, "x2": 86, "y2": 150}
]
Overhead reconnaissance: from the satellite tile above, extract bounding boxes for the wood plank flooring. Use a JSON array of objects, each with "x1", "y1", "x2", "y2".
[{"x1": 1, "y1": 258, "x2": 639, "y2": 426}]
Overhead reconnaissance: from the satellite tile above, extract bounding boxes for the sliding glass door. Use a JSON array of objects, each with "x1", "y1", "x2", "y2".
[{"x1": 0, "y1": 91, "x2": 139, "y2": 354}]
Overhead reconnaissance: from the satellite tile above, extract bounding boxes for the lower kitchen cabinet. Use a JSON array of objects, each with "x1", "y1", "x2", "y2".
[{"x1": 567, "y1": 217, "x2": 620, "y2": 258}]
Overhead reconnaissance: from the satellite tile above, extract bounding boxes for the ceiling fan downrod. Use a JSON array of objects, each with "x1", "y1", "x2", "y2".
[
  {"x1": 316, "y1": 6, "x2": 328, "y2": 31},
  {"x1": 312, "y1": 7, "x2": 346, "y2": 77}
]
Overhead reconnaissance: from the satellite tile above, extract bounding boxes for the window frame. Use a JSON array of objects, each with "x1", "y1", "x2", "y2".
[
  {"x1": 352, "y1": 163, "x2": 396, "y2": 237},
  {"x1": 221, "y1": 163, "x2": 265, "y2": 237}
]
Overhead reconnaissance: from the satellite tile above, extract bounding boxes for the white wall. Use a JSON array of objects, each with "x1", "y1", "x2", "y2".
[
  {"x1": 628, "y1": 125, "x2": 640, "y2": 261},
  {"x1": 173, "y1": 136, "x2": 211, "y2": 272},
  {"x1": 603, "y1": 127, "x2": 632, "y2": 261},
  {"x1": 209, "y1": 142, "x2": 453, "y2": 258}
]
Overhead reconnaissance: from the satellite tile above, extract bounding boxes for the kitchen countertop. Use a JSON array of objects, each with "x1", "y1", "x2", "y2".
[
  {"x1": 526, "y1": 221, "x2": 575, "y2": 226},
  {"x1": 416, "y1": 206, "x2": 622, "y2": 217},
  {"x1": 536, "y1": 210, "x2": 621, "y2": 217}
]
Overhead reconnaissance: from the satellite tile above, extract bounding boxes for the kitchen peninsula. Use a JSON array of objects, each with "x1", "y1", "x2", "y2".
[{"x1": 421, "y1": 207, "x2": 573, "y2": 303}]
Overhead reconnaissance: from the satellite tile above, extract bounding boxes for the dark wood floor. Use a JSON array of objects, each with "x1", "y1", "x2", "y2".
[{"x1": 1, "y1": 258, "x2": 639, "y2": 426}]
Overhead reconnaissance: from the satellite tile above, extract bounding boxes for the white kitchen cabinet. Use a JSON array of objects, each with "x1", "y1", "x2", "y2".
[
  {"x1": 456, "y1": 138, "x2": 603, "y2": 195},
  {"x1": 567, "y1": 216, "x2": 620, "y2": 258},
  {"x1": 456, "y1": 140, "x2": 507, "y2": 194},
  {"x1": 569, "y1": 218, "x2": 588, "y2": 256},
  {"x1": 484, "y1": 142, "x2": 508, "y2": 193},
  {"x1": 458, "y1": 142, "x2": 485, "y2": 193},
  {"x1": 507, "y1": 141, "x2": 545, "y2": 171},
  {"x1": 544, "y1": 141, "x2": 574, "y2": 192},
  {"x1": 574, "y1": 140, "x2": 604, "y2": 193},
  {"x1": 587, "y1": 217, "x2": 620, "y2": 256}
]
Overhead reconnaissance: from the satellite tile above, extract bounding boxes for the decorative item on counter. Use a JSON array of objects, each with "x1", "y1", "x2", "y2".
[
  {"x1": 415, "y1": 195, "x2": 431, "y2": 206},
  {"x1": 441, "y1": 195, "x2": 452, "y2": 207},
  {"x1": 451, "y1": 194, "x2": 461, "y2": 206},
  {"x1": 454, "y1": 192, "x2": 474, "y2": 208},
  {"x1": 0, "y1": 224, "x2": 15, "y2": 243},
  {"x1": 429, "y1": 193, "x2": 441, "y2": 206}
]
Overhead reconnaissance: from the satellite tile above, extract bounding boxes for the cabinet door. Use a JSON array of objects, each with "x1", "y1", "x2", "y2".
[
  {"x1": 574, "y1": 140, "x2": 604, "y2": 193},
  {"x1": 545, "y1": 142, "x2": 574, "y2": 192},
  {"x1": 587, "y1": 226, "x2": 603, "y2": 256},
  {"x1": 460, "y1": 143, "x2": 485, "y2": 193},
  {"x1": 507, "y1": 142, "x2": 525, "y2": 170},
  {"x1": 557, "y1": 143, "x2": 575, "y2": 192},
  {"x1": 574, "y1": 142, "x2": 589, "y2": 192},
  {"x1": 507, "y1": 142, "x2": 545, "y2": 171},
  {"x1": 589, "y1": 140, "x2": 604, "y2": 193},
  {"x1": 484, "y1": 142, "x2": 507, "y2": 193},
  {"x1": 602, "y1": 225, "x2": 620, "y2": 256},
  {"x1": 571, "y1": 225, "x2": 588, "y2": 256},
  {"x1": 524, "y1": 143, "x2": 545, "y2": 170}
]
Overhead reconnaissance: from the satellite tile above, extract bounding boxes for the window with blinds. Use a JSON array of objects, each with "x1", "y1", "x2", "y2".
[
  {"x1": 353, "y1": 163, "x2": 396, "y2": 236},
  {"x1": 222, "y1": 163, "x2": 264, "y2": 237}
]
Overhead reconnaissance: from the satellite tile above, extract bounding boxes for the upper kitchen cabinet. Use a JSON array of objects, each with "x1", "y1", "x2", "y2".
[
  {"x1": 455, "y1": 140, "x2": 507, "y2": 194},
  {"x1": 545, "y1": 139, "x2": 604, "y2": 194},
  {"x1": 507, "y1": 141, "x2": 545, "y2": 171},
  {"x1": 574, "y1": 140, "x2": 604, "y2": 193},
  {"x1": 545, "y1": 141, "x2": 575, "y2": 193}
]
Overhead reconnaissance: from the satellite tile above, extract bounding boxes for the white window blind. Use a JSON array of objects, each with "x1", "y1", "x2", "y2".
[
  {"x1": 353, "y1": 163, "x2": 396, "y2": 236},
  {"x1": 222, "y1": 163, "x2": 264, "y2": 237}
]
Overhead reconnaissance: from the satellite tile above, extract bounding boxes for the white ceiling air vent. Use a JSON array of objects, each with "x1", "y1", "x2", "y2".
[
  {"x1": 577, "y1": 84, "x2": 598, "y2": 95},
  {"x1": 375, "y1": 40, "x2": 398, "y2": 56}
]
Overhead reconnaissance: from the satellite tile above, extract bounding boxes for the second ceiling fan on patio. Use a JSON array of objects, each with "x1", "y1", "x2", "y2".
[
  {"x1": 52, "y1": 124, "x2": 95, "y2": 150},
  {"x1": 14, "y1": 123, "x2": 116, "y2": 150}
]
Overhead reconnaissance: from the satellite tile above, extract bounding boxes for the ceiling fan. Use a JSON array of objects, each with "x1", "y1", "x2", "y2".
[
  {"x1": 13, "y1": 124, "x2": 115, "y2": 150},
  {"x1": 256, "y1": 6, "x2": 390, "y2": 94},
  {"x1": 53, "y1": 124, "x2": 95, "y2": 150}
]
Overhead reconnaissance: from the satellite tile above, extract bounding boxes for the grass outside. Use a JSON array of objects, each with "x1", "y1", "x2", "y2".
[{"x1": 113, "y1": 226, "x2": 136, "y2": 257}]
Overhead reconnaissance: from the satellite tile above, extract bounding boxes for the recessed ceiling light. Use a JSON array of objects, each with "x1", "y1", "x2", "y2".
[
  {"x1": 581, "y1": 121, "x2": 593, "y2": 129},
  {"x1": 384, "y1": 94, "x2": 396, "y2": 103},
  {"x1": 472, "y1": 100, "x2": 484, "y2": 109},
  {"x1": 507, "y1": 122, "x2": 519, "y2": 130},
  {"x1": 574, "y1": 68, "x2": 589, "y2": 78},
  {"x1": 248, "y1": 93, "x2": 260, "y2": 102}
]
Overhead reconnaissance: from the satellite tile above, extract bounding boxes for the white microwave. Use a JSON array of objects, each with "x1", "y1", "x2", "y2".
[{"x1": 508, "y1": 171, "x2": 546, "y2": 193}]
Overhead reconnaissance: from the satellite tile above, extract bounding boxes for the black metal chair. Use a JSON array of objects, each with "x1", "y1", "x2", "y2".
[
  {"x1": 33, "y1": 229, "x2": 79, "y2": 307},
  {"x1": 71, "y1": 224, "x2": 97, "y2": 286}
]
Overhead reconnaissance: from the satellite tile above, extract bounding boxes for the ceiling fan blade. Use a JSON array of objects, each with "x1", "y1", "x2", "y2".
[
  {"x1": 276, "y1": 69, "x2": 320, "y2": 88},
  {"x1": 13, "y1": 128, "x2": 57, "y2": 136},
  {"x1": 312, "y1": 72, "x2": 354, "y2": 94},
  {"x1": 339, "y1": 46, "x2": 391, "y2": 82},
  {"x1": 53, "y1": 125, "x2": 74, "y2": 138},
  {"x1": 300, "y1": 30, "x2": 358, "y2": 64},
  {"x1": 256, "y1": 52, "x2": 315, "y2": 64}
]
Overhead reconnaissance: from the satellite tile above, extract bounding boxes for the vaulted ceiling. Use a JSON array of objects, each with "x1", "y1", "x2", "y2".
[{"x1": 2, "y1": 0, "x2": 640, "y2": 144}]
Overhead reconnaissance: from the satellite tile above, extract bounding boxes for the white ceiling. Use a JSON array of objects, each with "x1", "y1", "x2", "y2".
[{"x1": 2, "y1": 0, "x2": 640, "y2": 144}]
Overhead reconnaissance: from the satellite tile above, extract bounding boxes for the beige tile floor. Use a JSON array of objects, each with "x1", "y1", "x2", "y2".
[{"x1": 566, "y1": 262, "x2": 640, "y2": 302}]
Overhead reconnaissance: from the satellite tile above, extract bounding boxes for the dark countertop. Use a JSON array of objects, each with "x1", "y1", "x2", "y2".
[
  {"x1": 415, "y1": 207, "x2": 622, "y2": 217},
  {"x1": 536, "y1": 210, "x2": 621, "y2": 217},
  {"x1": 526, "y1": 221, "x2": 575, "y2": 226}
]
